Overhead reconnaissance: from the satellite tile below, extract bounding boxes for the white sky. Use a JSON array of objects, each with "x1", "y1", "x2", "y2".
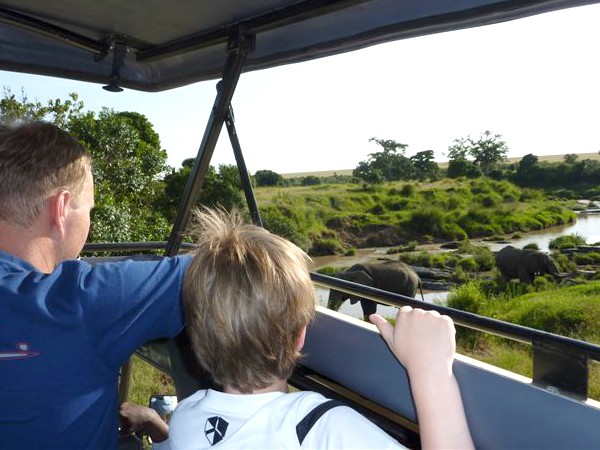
[{"x1": 1, "y1": 4, "x2": 599, "y2": 174}]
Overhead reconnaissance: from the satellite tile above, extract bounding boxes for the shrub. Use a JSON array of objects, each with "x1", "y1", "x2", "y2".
[
  {"x1": 316, "y1": 266, "x2": 338, "y2": 276},
  {"x1": 400, "y1": 183, "x2": 415, "y2": 196},
  {"x1": 457, "y1": 258, "x2": 478, "y2": 272},
  {"x1": 549, "y1": 233, "x2": 587, "y2": 250},
  {"x1": 447, "y1": 282, "x2": 486, "y2": 314},
  {"x1": 523, "y1": 243, "x2": 539, "y2": 250}
]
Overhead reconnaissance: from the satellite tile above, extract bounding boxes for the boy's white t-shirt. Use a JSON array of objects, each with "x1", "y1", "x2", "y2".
[{"x1": 153, "y1": 389, "x2": 405, "y2": 449}]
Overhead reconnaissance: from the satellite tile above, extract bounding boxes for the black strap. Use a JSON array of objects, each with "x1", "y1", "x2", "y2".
[{"x1": 296, "y1": 400, "x2": 345, "y2": 445}]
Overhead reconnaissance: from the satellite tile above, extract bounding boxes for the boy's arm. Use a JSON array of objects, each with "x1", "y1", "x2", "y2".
[{"x1": 370, "y1": 307, "x2": 474, "y2": 450}]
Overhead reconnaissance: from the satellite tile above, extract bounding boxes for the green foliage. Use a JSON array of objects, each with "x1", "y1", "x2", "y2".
[
  {"x1": 549, "y1": 233, "x2": 587, "y2": 250},
  {"x1": 400, "y1": 183, "x2": 415, "y2": 196},
  {"x1": 523, "y1": 243, "x2": 540, "y2": 250},
  {"x1": 301, "y1": 175, "x2": 321, "y2": 186},
  {"x1": 410, "y1": 150, "x2": 440, "y2": 181},
  {"x1": 447, "y1": 131, "x2": 508, "y2": 175},
  {"x1": 354, "y1": 137, "x2": 415, "y2": 183},
  {"x1": 259, "y1": 206, "x2": 310, "y2": 251},
  {"x1": 161, "y1": 161, "x2": 244, "y2": 222},
  {"x1": 316, "y1": 266, "x2": 338, "y2": 276},
  {"x1": 447, "y1": 281, "x2": 486, "y2": 314},
  {"x1": 254, "y1": 169, "x2": 284, "y2": 187}
]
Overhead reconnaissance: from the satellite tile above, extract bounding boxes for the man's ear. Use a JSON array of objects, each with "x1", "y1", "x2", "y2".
[
  {"x1": 49, "y1": 190, "x2": 72, "y2": 235},
  {"x1": 296, "y1": 325, "x2": 307, "y2": 351}
]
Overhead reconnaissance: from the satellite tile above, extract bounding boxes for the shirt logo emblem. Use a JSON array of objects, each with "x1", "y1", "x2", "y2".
[
  {"x1": 205, "y1": 416, "x2": 229, "y2": 446},
  {"x1": 0, "y1": 342, "x2": 39, "y2": 361}
]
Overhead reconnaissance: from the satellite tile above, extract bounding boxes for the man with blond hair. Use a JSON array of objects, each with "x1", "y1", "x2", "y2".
[
  {"x1": 139, "y1": 207, "x2": 473, "y2": 449},
  {"x1": 0, "y1": 121, "x2": 191, "y2": 449}
]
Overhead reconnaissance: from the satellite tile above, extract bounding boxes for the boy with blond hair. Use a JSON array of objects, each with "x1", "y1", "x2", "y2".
[{"x1": 140, "y1": 207, "x2": 472, "y2": 449}]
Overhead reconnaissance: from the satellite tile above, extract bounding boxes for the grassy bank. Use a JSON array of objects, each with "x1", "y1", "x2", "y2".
[
  {"x1": 447, "y1": 280, "x2": 600, "y2": 399},
  {"x1": 255, "y1": 177, "x2": 576, "y2": 253}
]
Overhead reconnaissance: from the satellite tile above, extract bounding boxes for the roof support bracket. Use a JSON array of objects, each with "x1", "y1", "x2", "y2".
[
  {"x1": 532, "y1": 340, "x2": 588, "y2": 400},
  {"x1": 102, "y1": 41, "x2": 128, "y2": 92}
]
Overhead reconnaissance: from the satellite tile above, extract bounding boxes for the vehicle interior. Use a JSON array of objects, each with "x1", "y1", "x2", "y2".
[{"x1": 2, "y1": 1, "x2": 600, "y2": 448}]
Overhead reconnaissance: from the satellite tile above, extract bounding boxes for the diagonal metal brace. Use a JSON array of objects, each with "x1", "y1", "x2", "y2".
[{"x1": 165, "y1": 25, "x2": 255, "y2": 256}]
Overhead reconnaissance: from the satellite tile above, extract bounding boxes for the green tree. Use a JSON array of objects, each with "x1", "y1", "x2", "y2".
[
  {"x1": 0, "y1": 88, "x2": 84, "y2": 128},
  {"x1": 162, "y1": 159, "x2": 244, "y2": 221},
  {"x1": 355, "y1": 138, "x2": 415, "y2": 182},
  {"x1": 564, "y1": 153, "x2": 578, "y2": 164},
  {"x1": 353, "y1": 161, "x2": 385, "y2": 184},
  {"x1": 447, "y1": 131, "x2": 507, "y2": 176},
  {"x1": 468, "y1": 131, "x2": 508, "y2": 175},
  {"x1": 410, "y1": 150, "x2": 440, "y2": 181},
  {"x1": 254, "y1": 169, "x2": 284, "y2": 187}
]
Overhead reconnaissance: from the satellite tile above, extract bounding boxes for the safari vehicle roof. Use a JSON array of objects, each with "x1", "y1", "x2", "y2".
[{"x1": 0, "y1": 0, "x2": 598, "y2": 92}]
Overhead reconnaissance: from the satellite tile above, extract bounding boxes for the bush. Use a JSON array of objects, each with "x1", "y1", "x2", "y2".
[
  {"x1": 523, "y1": 243, "x2": 539, "y2": 250},
  {"x1": 400, "y1": 183, "x2": 415, "y2": 196},
  {"x1": 457, "y1": 258, "x2": 478, "y2": 272},
  {"x1": 316, "y1": 266, "x2": 338, "y2": 276},
  {"x1": 447, "y1": 282, "x2": 486, "y2": 314},
  {"x1": 549, "y1": 233, "x2": 587, "y2": 250}
]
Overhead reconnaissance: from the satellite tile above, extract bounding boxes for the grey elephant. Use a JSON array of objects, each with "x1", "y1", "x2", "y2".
[
  {"x1": 327, "y1": 260, "x2": 423, "y2": 320},
  {"x1": 495, "y1": 245, "x2": 561, "y2": 284}
]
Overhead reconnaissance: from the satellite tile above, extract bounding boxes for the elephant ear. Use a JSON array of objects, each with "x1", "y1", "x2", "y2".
[{"x1": 340, "y1": 270, "x2": 373, "y2": 304}]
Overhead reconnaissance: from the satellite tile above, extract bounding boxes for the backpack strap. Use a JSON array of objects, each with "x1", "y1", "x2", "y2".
[{"x1": 296, "y1": 400, "x2": 345, "y2": 445}]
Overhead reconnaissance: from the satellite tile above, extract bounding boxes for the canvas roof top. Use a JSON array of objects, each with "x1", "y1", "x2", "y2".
[{"x1": 0, "y1": 0, "x2": 596, "y2": 91}]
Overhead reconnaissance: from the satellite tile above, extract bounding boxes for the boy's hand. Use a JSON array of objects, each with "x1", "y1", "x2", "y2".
[{"x1": 369, "y1": 306, "x2": 456, "y2": 378}]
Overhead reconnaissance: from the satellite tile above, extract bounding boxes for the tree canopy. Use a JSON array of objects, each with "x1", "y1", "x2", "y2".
[{"x1": 0, "y1": 90, "x2": 245, "y2": 246}]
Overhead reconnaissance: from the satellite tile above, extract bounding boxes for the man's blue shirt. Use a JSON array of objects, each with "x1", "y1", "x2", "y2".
[{"x1": 0, "y1": 250, "x2": 190, "y2": 449}]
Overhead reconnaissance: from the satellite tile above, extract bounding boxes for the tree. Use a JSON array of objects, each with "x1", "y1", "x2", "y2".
[
  {"x1": 446, "y1": 138, "x2": 470, "y2": 162},
  {"x1": 353, "y1": 161, "x2": 385, "y2": 184},
  {"x1": 447, "y1": 131, "x2": 508, "y2": 176},
  {"x1": 564, "y1": 153, "x2": 578, "y2": 164},
  {"x1": 0, "y1": 88, "x2": 84, "y2": 128},
  {"x1": 162, "y1": 160, "x2": 244, "y2": 221},
  {"x1": 354, "y1": 138, "x2": 415, "y2": 183},
  {"x1": 254, "y1": 169, "x2": 284, "y2": 187},
  {"x1": 446, "y1": 139, "x2": 477, "y2": 178},
  {"x1": 410, "y1": 150, "x2": 439, "y2": 181},
  {"x1": 301, "y1": 175, "x2": 321, "y2": 186},
  {"x1": 468, "y1": 131, "x2": 508, "y2": 175}
]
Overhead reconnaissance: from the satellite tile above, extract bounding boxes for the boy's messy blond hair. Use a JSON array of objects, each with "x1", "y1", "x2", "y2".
[{"x1": 183, "y1": 207, "x2": 316, "y2": 393}]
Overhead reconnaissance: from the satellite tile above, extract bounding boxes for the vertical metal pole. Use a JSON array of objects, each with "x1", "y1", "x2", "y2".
[
  {"x1": 118, "y1": 359, "x2": 133, "y2": 405},
  {"x1": 165, "y1": 28, "x2": 254, "y2": 256},
  {"x1": 224, "y1": 102, "x2": 263, "y2": 227}
]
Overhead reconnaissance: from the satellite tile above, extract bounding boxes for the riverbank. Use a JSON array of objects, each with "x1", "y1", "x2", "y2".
[{"x1": 256, "y1": 177, "x2": 577, "y2": 255}]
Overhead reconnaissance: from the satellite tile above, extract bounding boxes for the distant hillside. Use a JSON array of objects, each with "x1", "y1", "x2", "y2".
[{"x1": 281, "y1": 152, "x2": 600, "y2": 178}]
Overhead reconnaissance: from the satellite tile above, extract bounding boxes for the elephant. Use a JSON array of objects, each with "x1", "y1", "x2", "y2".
[
  {"x1": 495, "y1": 245, "x2": 562, "y2": 284},
  {"x1": 327, "y1": 260, "x2": 423, "y2": 320}
]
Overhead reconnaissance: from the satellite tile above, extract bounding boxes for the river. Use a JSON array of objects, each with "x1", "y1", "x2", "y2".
[{"x1": 312, "y1": 211, "x2": 600, "y2": 320}]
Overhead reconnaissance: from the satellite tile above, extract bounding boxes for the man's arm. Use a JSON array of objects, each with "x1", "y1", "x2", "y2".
[{"x1": 370, "y1": 307, "x2": 474, "y2": 450}]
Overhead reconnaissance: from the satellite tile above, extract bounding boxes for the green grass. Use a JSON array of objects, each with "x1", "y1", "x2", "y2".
[
  {"x1": 128, "y1": 356, "x2": 175, "y2": 407},
  {"x1": 253, "y1": 178, "x2": 576, "y2": 252},
  {"x1": 448, "y1": 280, "x2": 600, "y2": 399}
]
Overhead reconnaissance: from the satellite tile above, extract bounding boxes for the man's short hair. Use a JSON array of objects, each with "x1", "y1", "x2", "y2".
[
  {"x1": 0, "y1": 121, "x2": 91, "y2": 228},
  {"x1": 183, "y1": 207, "x2": 316, "y2": 393}
]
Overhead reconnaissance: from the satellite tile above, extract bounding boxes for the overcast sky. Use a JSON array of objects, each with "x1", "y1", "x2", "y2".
[{"x1": 1, "y1": 4, "x2": 599, "y2": 174}]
